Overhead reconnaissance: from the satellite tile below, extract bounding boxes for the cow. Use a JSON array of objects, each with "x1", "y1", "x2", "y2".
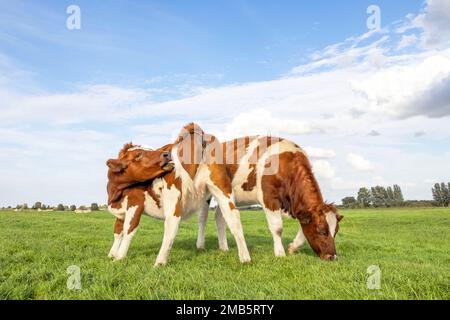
[
  {"x1": 114, "y1": 128, "x2": 343, "y2": 261},
  {"x1": 106, "y1": 123, "x2": 251, "y2": 266},
  {"x1": 196, "y1": 136, "x2": 344, "y2": 260}
]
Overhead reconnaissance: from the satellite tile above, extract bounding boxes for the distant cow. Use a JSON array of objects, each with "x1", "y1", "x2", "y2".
[{"x1": 106, "y1": 124, "x2": 251, "y2": 266}]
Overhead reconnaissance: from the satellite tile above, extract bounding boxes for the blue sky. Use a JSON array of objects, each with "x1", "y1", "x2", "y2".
[
  {"x1": 1, "y1": 0, "x2": 423, "y2": 89},
  {"x1": 1, "y1": 0, "x2": 450, "y2": 206}
]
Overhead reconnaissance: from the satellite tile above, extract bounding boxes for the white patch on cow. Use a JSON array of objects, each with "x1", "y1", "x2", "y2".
[
  {"x1": 155, "y1": 214, "x2": 181, "y2": 266},
  {"x1": 108, "y1": 196, "x2": 128, "y2": 219},
  {"x1": 288, "y1": 227, "x2": 306, "y2": 255},
  {"x1": 171, "y1": 146, "x2": 197, "y2": 205},
  {"x1": 127, "y1": 145, "x2": 154, "y2": 152},
  {"x1": 161, "y1": 179, "x2": 182, "y2": 218},
  {"x1": 108, "y1": 232, "x2": 123, "y2": 258},
  {"x1": 143, "y1": 180, "x2": 165, "y2": 220},
  {"x1": 232, "y1": 138, "x2": 260, "y2": 205},
  {"x1": 325, "y1": 211, "x2": 337, "y2": 238},
  {"x1": 263, "y1": 208, "x2": 286, "y2": 257}
]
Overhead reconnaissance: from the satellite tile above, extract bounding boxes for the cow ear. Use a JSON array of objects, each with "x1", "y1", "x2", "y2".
[
  {"x1": 299, "y1": 212, "x2": 312, "y2": 225},
  {"x1": 337, "y1": 214, "x2": 344, "y2": 222},
  {"x1": 107, "y1": 159, "x2": 126, "y2": 173}
]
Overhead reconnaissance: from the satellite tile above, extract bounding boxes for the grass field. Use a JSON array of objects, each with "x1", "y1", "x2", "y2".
[{"x1": 0, "y1": 208, "x2": 449, "y2": 300}]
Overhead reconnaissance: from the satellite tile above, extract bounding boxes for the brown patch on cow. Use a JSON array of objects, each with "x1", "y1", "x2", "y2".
[
  {"x1": 209, "y1": 163, "x2": 232, "y2": 197},
  {"x1": 229, "y1": 202, "x2": 236, "y2": 210},
  {"x1": 114, "y1": 218, "x2": 124, "y2": 234},
  {"x1": 164, "y1": 172, "x2": 181, "y2": 189},
  {"x1": 241, "y1": 164, "x2": 257, "y2": 191},
  {"x1": 173, "y1": 198, "x2": 182, "y2": 217}
]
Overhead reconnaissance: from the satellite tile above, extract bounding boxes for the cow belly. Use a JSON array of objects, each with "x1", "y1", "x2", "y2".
[
  {"x1": 143, "y1": 191, "x2": 165, "y2": 220},
  {"x1": 233, "y1": 186, "x2": 258, "y2": 206}
]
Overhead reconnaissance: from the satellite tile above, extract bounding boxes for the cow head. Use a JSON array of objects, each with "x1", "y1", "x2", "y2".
[
  {"x1": 106, "y1": 143, "x2": 174, "y2": 203},
  {"x1": 298, "y1": 204, "x2": 343, "y2": 260}
]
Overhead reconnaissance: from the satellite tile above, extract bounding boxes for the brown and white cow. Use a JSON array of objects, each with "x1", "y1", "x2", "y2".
[
  {"x1": 106, "y1": 124, "x2": 251, "y2": 266},
  {"x1": 196, "y1": 136, "x2": 343, "y2": 260}
]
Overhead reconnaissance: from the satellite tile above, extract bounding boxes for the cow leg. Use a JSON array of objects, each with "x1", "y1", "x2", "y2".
[
  {"x1": 196, "y1": 201, "x2": 209, "y2": 250},
  {"x1": 215, "y1": 207, "x2": 229, "y2": 251},
  {"x1": 264, "y1": 208, "x2": 286, "y2": 257},
  {"x1": 114, "y1": 205, "x2": 143, "y2": 261},
  {"x1": 207, "y1": 188, "x2": 250, "y2": 263},
  {"x1": 108, "y1": 218, "x2": 124, "y2": 258},
  {"x1": 155, "y1": 214, "x2": 181, "y2": 267},
  {"x1": 288, "y1": 226, "x2": 306, "y2": 255}
]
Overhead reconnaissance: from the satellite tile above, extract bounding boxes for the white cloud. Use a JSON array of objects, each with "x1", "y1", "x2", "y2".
[
  {"x1": 312, "y1": 160, "x2": 335, "y2": 179},
  {"x1": 223, "y1": 109, "x2": 317, "y2": 138},
  {"x1": 413, "y1": 0, "x2": 450, "y2": 49},
  {"x1": 397, "y1": 34, "x2": 418, "y2": 50},
  {"x1": 304, "y1": 146, "x2": 336, "y2": 159},
  {"x1": 346, "y1": 153, "x2": 375, "y2": 171},
  {"x1": 352, "y1": 54, "x2": 450, "y2": 118}
]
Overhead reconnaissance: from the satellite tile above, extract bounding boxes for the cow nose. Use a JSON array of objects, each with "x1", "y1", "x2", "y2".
[
  {"x1": 162, "y1": 152, "x2": 171, "y2": 160},
  {"x1": 322, "y1": 254, "x2": 337, "y2": 261}
]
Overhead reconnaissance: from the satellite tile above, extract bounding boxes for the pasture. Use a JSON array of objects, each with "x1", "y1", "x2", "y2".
[{"x1": 0, "y1": 208, "x2": 449, "y2": 300}]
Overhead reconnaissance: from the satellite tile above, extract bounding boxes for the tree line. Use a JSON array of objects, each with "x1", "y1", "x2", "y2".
[
  {"x1": 342, "y1": 182, "x2": 450, "y2": 208},
  {"x1": 342, "y1": 184, "x2": 405, "y2": 208},
  {"x1": 1, "y1": 202, "x2": 104, "y2": 211}
]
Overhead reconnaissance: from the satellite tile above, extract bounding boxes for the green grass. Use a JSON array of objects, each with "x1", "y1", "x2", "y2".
[{"x1": 0, "y1": 208, "x2": 449, "y2": 300}]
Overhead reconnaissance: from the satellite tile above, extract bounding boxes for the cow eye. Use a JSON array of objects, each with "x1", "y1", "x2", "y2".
[
  {"x1": 134, "y1": 152, "x2": 143, "y2": 160},
  {"x1": 317, "y1": 227, "x2": 328, "y2": 235}
]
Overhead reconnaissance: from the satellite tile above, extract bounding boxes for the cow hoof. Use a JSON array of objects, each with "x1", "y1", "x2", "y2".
[
  {"x1": 239, "y1": 256, "x2": 251, "y2": 264},
  {"x1": 154, "y1": 261, "x2": 167, "y2": 268},
  {"x1": 219, "y1": 246, "x2": 229, "y2": 252},
  {"x1": 113, "y1": 255, "x2": 126, "y2": 262},
  {"x1": 275, "y1": 251, "x2": 286, "y2": 258},
  {"x1": 288, "y1": 243, "x2": 297, "y2": 255}
]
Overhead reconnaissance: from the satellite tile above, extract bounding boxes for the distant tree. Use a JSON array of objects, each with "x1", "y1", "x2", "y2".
[
  {"x1": 433, "y1": 182, "x2": 450, "y2": 207},
  {"x1": 56, "y1": 204, "x2": 65, "y2": 211},
  {"x1": 32, "y1": 202, "x2": 42, "y2": 210},
  {"x1": 22, "y1": 203, "x2": 29, "y2": 210},
  {"x1": 78, "y1": 205, "x2": 87, "y2": 210},
  {"x1": 386, "y1": 186, "x2": 395, "y2": 206},
  {"x1": 357, "y1": 187, "x2": 371, "y2": 207},
  {"x1": 393, "y1": 184, "x2": 404, "y2": 206},
  {"x1": 371, "y1": 186, "x2": 388, "y2": 207},
  {"x1": 70, "y1": 205, "x2": 76, "y2": 211},
  {"x1": 342, "y1": 196, "x2": 357, "y2": 208},
  {"x1": 432, "y1": 183, "x2": 446, "y2": 207},
  {"x1": 90, "y1": 203, "x2": 99, "y2": 211},
  {"x1": 441, "y1": 183, "x2": 450, "y2": 207}
]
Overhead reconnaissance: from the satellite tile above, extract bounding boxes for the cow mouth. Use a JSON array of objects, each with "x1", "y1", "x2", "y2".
[{"x1": 162, "y1": 161, "x2": 175, "y2": 171}]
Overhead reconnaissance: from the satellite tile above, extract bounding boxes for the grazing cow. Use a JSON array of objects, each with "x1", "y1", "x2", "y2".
[
  {"x1": 195, "y1": 136, "x2": 343, "y2": 260},
  {"x1": 106, "y1": 124, "x2": 251, "y2": 266}
]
